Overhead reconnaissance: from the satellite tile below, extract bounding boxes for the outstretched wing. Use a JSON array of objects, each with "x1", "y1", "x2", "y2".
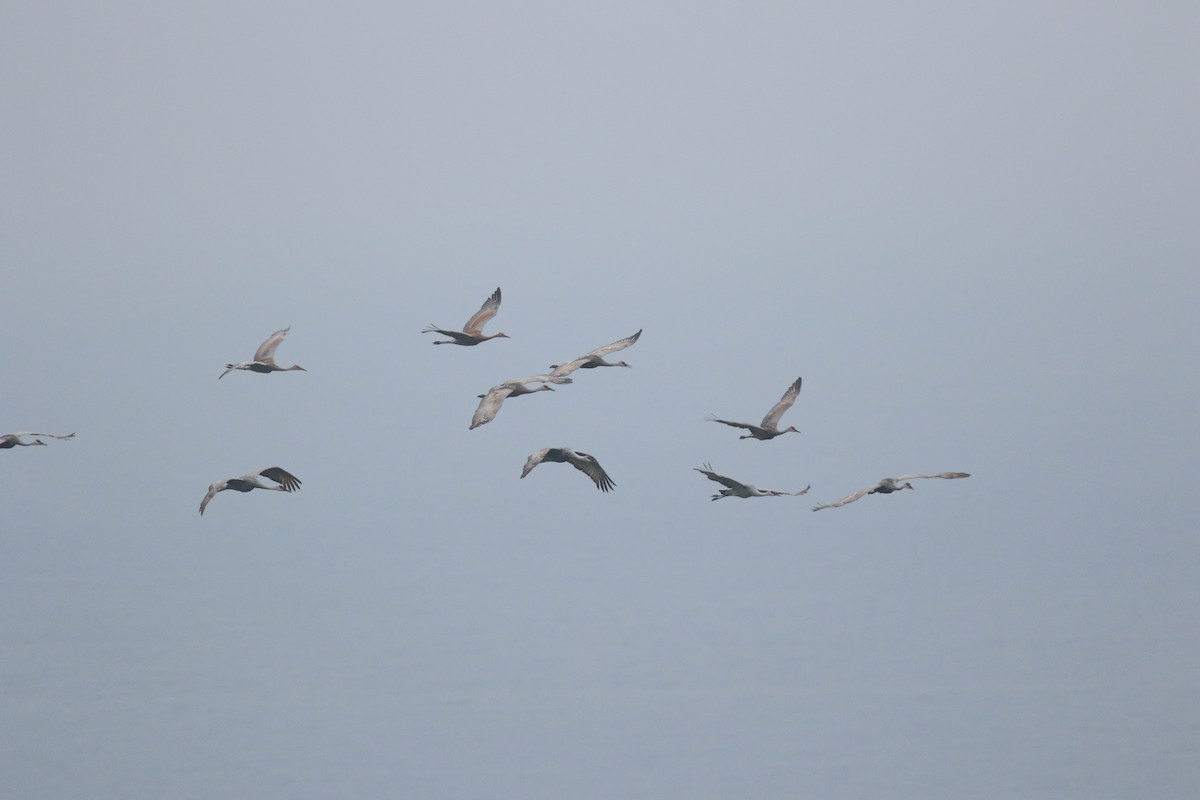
[
  {"x1": 693, "y1": 463, "x2": 748, "y2": 491},
  {"x1": 199, "y1": 481, "x2": 223, "y2": 515},
  {"x1": 549, "y1": 358, "x2": 587, "y2": 379},
  {"x1": 471, "y1": 384, "x2": 516, "y2": 429},
  {"x1": 258, "y1": 466, "x2": 302, "y2": 492},
  {"x1": 582, "y1": 329, "x2": 641, "y2": 359},
  {"x1": 566, "y1": 450, "x2": 616, "y2": 492},
  {"x1": 705, "y1": 415, "x2": 755, "y2": 431},
  {"x1": 811, "y1": 483, "x2": 879, "y2": 511},
  {"x1": 760, "y1": 377, "x2": 802, "y2": 429},
  {"x1": 253, "y1": 327, "x2": 291, "y2": 362},
  {"x1": 9, "y1": 431, "x2": 75, "y2": 440},
  {"x1": 893, "y1": 472, "x2": 971, "y2": 481},
  {"x1": 550, "y1": 329, "x2": 642, "y2": 378},
  {"x1": 462, "y1": 287, "x2": 502, "y2": 336},
  {"x1": 507, "y1": 374, "x2": 572, "y2": 387}
]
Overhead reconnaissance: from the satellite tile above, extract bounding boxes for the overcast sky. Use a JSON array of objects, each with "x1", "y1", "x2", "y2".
[{"x1": 3, "y1": 2, "x2": 1197, "y2": 798}]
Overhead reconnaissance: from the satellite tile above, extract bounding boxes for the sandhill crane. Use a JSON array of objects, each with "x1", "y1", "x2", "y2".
[
  {"x1": 708, "y1": 376, "x2": 803, "y2": 441},
  {"x1": 219, "y1": 327, "x2": 306, "y2": 379},
  {"x1": 0, "y1": 431, "x2": 75, "y2": 449},
  {"x1": 811, "y1": 473, "x2": 970, "y2": 511},
  {"x1": 470, "y1": 374, "x2": 572, "y2": 430},
  {"x1": 549, "y1": 329, "x2": 642, "y2": 378},
  {"x1": 423, "y1": 287, "x2": 510, "y2": 346},
  {"x1": 199, "y1": 466, "x2": 302, "y2": 515},
  {"x1": 521, "y1": 447, "x2": 616, "y2": 492},
  {"x1": 693, "y1": 463, "x2": 809, "y2": 501}
]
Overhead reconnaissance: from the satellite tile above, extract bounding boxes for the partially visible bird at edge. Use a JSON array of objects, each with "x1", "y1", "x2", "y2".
[
  {"x1": 811, "y1": 473, "x2": 971, "y2": 511},
  {"x1": 707, "y1": 376, "x2": 803, "y2": 440},
  {"x1": 694, "y1": 463, "x2": 808, "y2": 501},
  {"x1": 423, "y1": 287, "x2": 510, "y2": 346},
  {"x1": 1, "y1": 431, "x2": 76, "y2": 449},
  {"x1": 219, "y1": 327, "x2": 306, "y2": 379},
  {"x1": 199, "y1": 466, "x2": 303, "y2": 515},
  {"x1": 521, "y1": 447, "x2": 616, "y2": 492}
]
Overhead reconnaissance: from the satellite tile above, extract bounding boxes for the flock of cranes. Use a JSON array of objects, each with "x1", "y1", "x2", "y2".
[
  {"x1": 419, "y1": 287, "x2": 969, "y2": 510},
  {"x1": 7, "y1": 286, "x2": 969, "y2": 515},
  {"x1": 700, "y1": 378, "x2": 970, "y2": 507}
]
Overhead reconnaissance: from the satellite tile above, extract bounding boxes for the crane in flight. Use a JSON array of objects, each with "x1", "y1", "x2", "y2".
[
  {"x1": 1, "y1": 431, "x2": 75, "y2": 449},
  {"x1": 707, "y1": 376, "x2": 803, "y2": 440},
  {"x1": 811, "y1": 473, "x2": 970, "y2": 511},
  {"x1": 219, "y1": 327, "x2": 306, "y2": 379},
  {"x1": 423, "y1": 287, "x2": 510, "y2": 346},
  {"x1": 470, "y1": 374, "x2": 572, "y2": 430},
  {"x1": 199, "y1": 466, "x2": 302, "y2": 515},
  {"x1": 694, "y1": 463, "x2": 808, "y2": 501},
  {"x1": 549, "y1": 329, "x2": 642, "y2": 378},
  {"x1": 521, "y1": 447, "x2": 616, "y2": 492}
]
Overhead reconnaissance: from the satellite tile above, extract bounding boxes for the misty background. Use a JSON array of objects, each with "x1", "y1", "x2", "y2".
[{"x1": 3, "y1": 2, "x2": 1197, "y2": 798}]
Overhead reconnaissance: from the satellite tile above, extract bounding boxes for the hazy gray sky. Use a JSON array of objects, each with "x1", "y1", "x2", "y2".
[{"x1": 3, "y1": 2, "x2": 1197, "y2": 798}]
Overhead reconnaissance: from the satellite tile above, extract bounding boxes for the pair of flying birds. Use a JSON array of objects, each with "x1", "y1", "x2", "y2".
[{"x1": 197, "y1": 326, "x2": 308, "y2": 514}]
